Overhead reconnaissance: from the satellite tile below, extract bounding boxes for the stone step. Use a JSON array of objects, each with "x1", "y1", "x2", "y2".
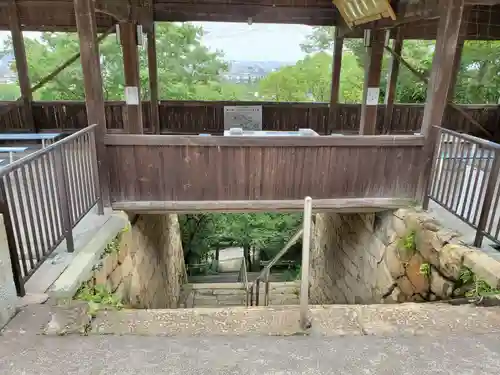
[{"x1": 86, "y1": 303, "x2": 500, "y2": 337}]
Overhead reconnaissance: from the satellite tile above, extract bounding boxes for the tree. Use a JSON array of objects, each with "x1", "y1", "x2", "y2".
[{"x1": 5, "y1": 23, "x2": 229, "y2": 101}]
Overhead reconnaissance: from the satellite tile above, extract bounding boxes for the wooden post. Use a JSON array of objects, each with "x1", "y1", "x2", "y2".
[
  {"x1": 300, "y1": 196, "x2": 312, "y2": 331},
  {"x1": 147, "y1": 27, "x2": 160, "y2": 134},
  {"x1": 447, "y1": 40, "x2": 464, "y2": 103},
  {"x1": 383, "y1": 29, "x2": 403, "y2": 134},
  {"x1": 8, "y1": 0, "x2": 35, "y2": 132},
  {"x1": 328, "y1": 28, "x2": 343, "y2": 134},
  {"x1": 421, "y1": 0, "x2": 465, "y2": 137},
  {"x1": 120, "y1": 22, "x2": 143, "y2": 134},
  {"x1": 420, "y1": 0, "x2": 465, "y2": 208},
  {"x1": 74, "y1": 0, "x2": 109, "y2": 210},
  {"x1": 359, "y1": 30, "x2": 385, "y2": 135}
]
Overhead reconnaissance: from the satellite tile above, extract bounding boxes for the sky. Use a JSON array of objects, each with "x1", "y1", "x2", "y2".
[{"x1": 0, "y1": 22, "x2": 313, "y2": 63}]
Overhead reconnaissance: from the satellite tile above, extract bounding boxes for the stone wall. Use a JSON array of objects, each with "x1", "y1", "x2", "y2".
[
  {"x1": 0, "y1": 215, "x2": 17, "y2": 328},
  {"x1": 310, "y1": 209, "x2": 500, "y2": 304},
  {"x1": 85, "y1": 213, "x2": 186, "y2": 309}
]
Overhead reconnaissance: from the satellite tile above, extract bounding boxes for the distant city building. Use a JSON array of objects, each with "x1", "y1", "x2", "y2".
[{"x1": 222, "y1": 60, "x2": 293, "y2": 83}]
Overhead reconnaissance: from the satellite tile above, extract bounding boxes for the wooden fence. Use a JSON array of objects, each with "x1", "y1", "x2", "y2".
[
  {"x1": 104, "y1": 134, "x2": 425, "y2": 210},
  {"x1": 0, "y1": 125, "x2": 102, "y2": 295},
  {"x1": 1, "y1": 100, "x2": 499, "y2": 138}
]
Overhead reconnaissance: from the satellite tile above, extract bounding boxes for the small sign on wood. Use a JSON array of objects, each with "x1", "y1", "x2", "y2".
[
  {"x1": 224, "y1": 106, "x2": 263, "y2": 130},
  {"x1": 125, "y1": 86, "x2": 139, "y2": 105},
  {"x1": 366, "y1": 87, "x2": 380, "y2": 106}
]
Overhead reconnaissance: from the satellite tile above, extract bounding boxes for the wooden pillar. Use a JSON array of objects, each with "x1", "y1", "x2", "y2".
[
  {"x1": 421, "y1": 0, "x2": 465, "y2": 137},
  {"x1": 421, "y1": 0, "x2": 465, "y2": 208},
  {"x1": 120, "y1": 22, "x2": 143, "y2": 134},
  {"x1": 147, "y1": 27, "x2": 160, "y2": 134},
  {"x1": 359, "y1": 29, "x2": 385, "y2": 135},
  {"x1": 74, "y1": 0, "x2": 108, "y2": 210},
  {"x1": 328, "y1": 28, "x2": 343, "y2": 134},
  {"x1": 8, "y1": 0, "x2": 34, "y2": 132},
  {"x1": 383, "y1": 29, "x2": 403, "y2": 134},
  {"x1": 447, "y1": 40, "x2": 464, "y2": 103}
]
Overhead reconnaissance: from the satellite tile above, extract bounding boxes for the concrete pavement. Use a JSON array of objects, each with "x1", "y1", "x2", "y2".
[{"x1": 1, "y1": 333, "x2": 500, "y2": 374}]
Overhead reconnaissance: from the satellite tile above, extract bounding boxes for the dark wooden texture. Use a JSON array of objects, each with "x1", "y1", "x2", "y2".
[
  {"x1": 360, "y1": 30, "x2": 385, "y2": 135},
  {"x1": 147, "y1": 28, "x2": 160, "y2": 135},
  {"x1": 384, "y1": 29, "x2": 403, "y2": 134},
  {"x1": 74, "y1": 0, "x2": 107, "y2": 209},
  {"x1": 0, "y1": 125, "x2": 100, "y2": 294},
  {"x1": 8, "y1": 0, "x2": 34, "y2": 132},
  {"x1": 328, "y1": 28, "x2": 343, "y2": 129},
  {"x1": 104, "y1": 134, "x2": 425, "y2": 203},
  {"x1": 120, "y1": 22, "x2": 143, "y2": 134},
  {"x1": 1, "y1": 101, "x2": 499, "y2": 140},
  {"x1": 0, "y1": 0, "x2": 499, "y2": 41},
  {"x1": 421, "y1": 0, "x2": 465, "y2": 137},
  {"x1": 421, "y1": 0, "x2": 465, "y2": 206}
]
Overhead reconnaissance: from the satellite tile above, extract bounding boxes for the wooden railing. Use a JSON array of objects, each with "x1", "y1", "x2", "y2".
[
  {"x1": 426, "y1": 127, "x2": 500, "y2": 247},
  {"x1": 0, "y1": 125, "x2": 102, "y2": 295},
  {"x1": 1, "y1": 100, "x2": 498, "y2": 138},
  {"x1": 104, "y1": 134, "x2": 425, "y2": 210}
]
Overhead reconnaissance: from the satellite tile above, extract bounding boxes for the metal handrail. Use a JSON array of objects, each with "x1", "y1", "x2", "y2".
[{"x1": 248, "y1": 227, "x2": 304, "y2": 306}]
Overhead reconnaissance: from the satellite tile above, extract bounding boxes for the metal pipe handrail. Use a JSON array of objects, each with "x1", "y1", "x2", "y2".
[
  {"x1": 0, "y1": 124, "x2": 98, "y2": 178},
  {"x1": 435, "y1": 126, "x2": 500, "y2": 151}
]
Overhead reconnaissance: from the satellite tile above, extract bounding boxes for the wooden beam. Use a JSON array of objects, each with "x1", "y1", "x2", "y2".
[
  {"x1": 360, "y1": 29, "x2": 385, "y2": 135},
  {"x1": 8, "y1": 0, "x2": 34, "y2": 132},
  {"x1": 328, "y1": 27, "x2": 343, "y2": 134},
  {"x1": 421, "y1": 0, "x2": 466, "y2": 137},
  {"x1": 383, "y1": 29, "x2": 403, "y2": 134},
  {"x1": 147, "y1": 27, "x2": 160, "y2": 135},
  {"x1": 111, "y1": 198, "x2": 417, "y2": 214},
  {"x1": 120, "y1": 21, "x2": 143, "y2": 134},
  {"x1": 103, "y1": 133, "x2": 425, "y2": 147},
  {"x1": 74, "y1": 0, "x2": 108, "y2": 210},
  {"x1": 421, "y1": 0, "x2": 465, "y2": 208},
  {"x1": 447, "y1": 40, "x2": 464, "y2": 103}
]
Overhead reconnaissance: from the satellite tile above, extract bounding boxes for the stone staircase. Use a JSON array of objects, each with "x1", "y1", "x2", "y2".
[{"x1": 179, "y1": 281, "x2": 300, "y2": 308}]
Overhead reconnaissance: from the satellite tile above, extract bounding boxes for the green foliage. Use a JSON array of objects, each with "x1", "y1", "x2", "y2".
[
  {"x1": 179, "y1": 213, "x2": 303, "y2": 267},
  {"x1": 419, "y1": 263, "x2": 431, "y2": 278},
  {"x1": 458, "y1": 267, "x2": 500, "y2": 298},
  {"x1": 398, "y1": 230, "x2": 416, "y2": 254},
  {"x1": 74, "y1": 284, "x2": 123, "y2": 317},
  {"x1": 0, "y1": 83, "x2": 20, "y2": 100}
]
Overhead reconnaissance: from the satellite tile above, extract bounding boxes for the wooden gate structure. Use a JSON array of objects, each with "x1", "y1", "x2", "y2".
[
  {"x1": 1, "y1": 0, "x2": 500, "y2": 295},
  {"x1": 0, "y1": 0, "x2": 497, "y2": 212}
]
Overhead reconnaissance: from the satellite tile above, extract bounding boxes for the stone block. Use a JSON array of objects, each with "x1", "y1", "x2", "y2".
[
  {"x1": 108, "y1": 266, "x2": 122, "y2": 292},
  {"x1": 396, "y1": 276, "x2": 415, "y2": 297},
  {"x1": 384, "y1": 242, "x2": 405, "y2": 277},
  {"x1": 117, "y1": 246, "x2": 128, "y2": 265},
  {"x1": 439, "y1": 244, "x2": 471, "y2": 281},
  {"x1": 406, "y1": 253, "x2": 429, "y2": 295},
  {"x1": 415, "y1": 229, "x2": 440, "y2": 268},
  {"x1": 430, "y1": 269, "x2": 453, "y2": 299},
  {"x1": 93, "y1": 264, "x2": 108, "y2": 286},
  {"x1": 392, "y1": 215, "x2": 407, "y2": 238},
  {"x1": 463, "y1": 251, "x2": 500, "y2": 289},
  {"x1": 119, "y1": 254, "x2": 134, "y2": 278}
]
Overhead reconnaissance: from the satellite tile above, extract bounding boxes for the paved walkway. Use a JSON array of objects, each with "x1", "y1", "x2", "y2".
[{"x1": 1, "y1": 332, "x2": 500, "y2": 374}]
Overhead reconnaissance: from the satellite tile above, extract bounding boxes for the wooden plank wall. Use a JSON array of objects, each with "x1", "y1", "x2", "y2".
[
  {"x1": 0, "y1": 100, "x2": 498, "y2": 138},
  {"x1": 104, "y1": 135, "x2": 425, "y2": 203}
]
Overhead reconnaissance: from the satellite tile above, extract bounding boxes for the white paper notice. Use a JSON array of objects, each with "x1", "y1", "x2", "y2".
[
  {"x1": 125, "y1": 86, "x2": 139, "y2": 105},
  {"x1": 366, "y1": 87, "x2": 380, "y2": 106}
]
